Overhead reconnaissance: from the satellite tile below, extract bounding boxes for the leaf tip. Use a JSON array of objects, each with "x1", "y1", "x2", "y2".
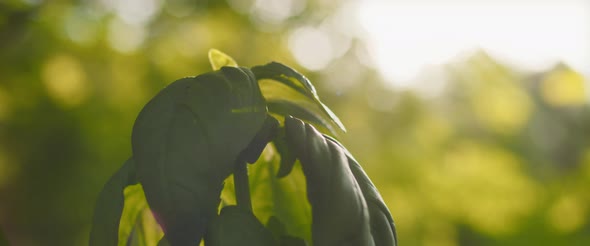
[{"x1": 208, "y1": 48, "x2": 238, "y2": 70}]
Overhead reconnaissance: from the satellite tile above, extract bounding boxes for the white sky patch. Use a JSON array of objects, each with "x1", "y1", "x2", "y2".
[{"x1": 357, "y1": 0, "x2": 590, "y2": 87}]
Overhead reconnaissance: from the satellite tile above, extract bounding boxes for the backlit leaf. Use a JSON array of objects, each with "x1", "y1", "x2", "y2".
[
  {"x1": 118, "y1": 184, "x2": 148, "y2": 246},
  {"x1": 127, "y1": 208, "x2": 164, "y2": 246},
  {"x1": 247, "y1": 145, "x2": 312, "y2": 242},
  {"x1": 259, "y1": 79, "x2": 339, "y2": 135},
  {"x1": 252, "y1": 62, "x2": 345, "y2": 133},
  {"x1": 208, "y1": 49, "x2": 238, "y2": 70}
]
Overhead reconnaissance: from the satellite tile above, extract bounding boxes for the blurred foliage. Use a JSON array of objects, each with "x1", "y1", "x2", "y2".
[{"x1": 0, "y1": 0, "x2": 589, "y2": 245}]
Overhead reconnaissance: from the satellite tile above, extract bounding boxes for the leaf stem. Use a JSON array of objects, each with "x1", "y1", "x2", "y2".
[{"x1": 234, "y1": 161, "x2": 252, "y2": 212}]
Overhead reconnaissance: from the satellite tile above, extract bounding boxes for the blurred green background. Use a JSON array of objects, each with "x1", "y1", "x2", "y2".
[{"x1": 1, "y1": 0, "x2": 589, "y2": 245}]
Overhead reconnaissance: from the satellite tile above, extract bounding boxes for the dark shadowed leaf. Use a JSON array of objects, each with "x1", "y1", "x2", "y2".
[
  {"x1": 273, "y1": 127, "x2": 297, "y2": 178},
  {"x1": 90, "y1": 158, "x2": 137, "y2": 246},
  {"x1": 324, "y1": 135, "x2": 397, "y2": 246},
  {"x1": 239, "y1": 115, "x2": 279, "y2": 164},
  {"x1": 266, "y1": 216, "x2": 287, "y2": 239},
  {"x1": 284, "y1": 116, "x2": 372, "y2": 246},
  {"x1": 204, "y1": 206, "x2": 276, "y2": 246},
  {"x1": 279, "y1": 236, "x2": 308, "y2": 246},
  {"x1": 285, "y1": 116, "x2": 397, "y2": 246},
  {"x1": 157, "y1": 238, "x2": 170, "y2": 246},
  {"x1": 267, "y1": 216, "x2": 308, "y2": 246},
  {"x1": 132, "y1": 67, "x2": 268, "y2": 245}
]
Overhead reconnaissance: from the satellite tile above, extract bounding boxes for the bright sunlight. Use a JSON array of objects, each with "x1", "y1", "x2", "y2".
[{"x1": 358, "y1": 0, "x2": 590, "y2": 87}]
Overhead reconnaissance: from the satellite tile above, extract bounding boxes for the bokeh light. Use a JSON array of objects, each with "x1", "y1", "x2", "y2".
[
  {"x1": 358, "y1": 0, "x2": 590, "y2": 87},
  {"x1": 1, "y1": 0, "x2": 589, "y2": 245}
]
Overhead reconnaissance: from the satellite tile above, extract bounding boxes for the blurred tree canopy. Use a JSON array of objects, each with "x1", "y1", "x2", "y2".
[{"x1": 0, "y1": 0, "x2": 589, "y2": 245}]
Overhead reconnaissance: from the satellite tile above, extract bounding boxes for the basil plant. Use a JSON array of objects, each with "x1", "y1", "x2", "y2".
[{"x1": 90, "y1": 49, "x2": 397, "y2": 246}]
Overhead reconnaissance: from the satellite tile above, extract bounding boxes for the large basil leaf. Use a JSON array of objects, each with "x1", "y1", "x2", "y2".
[
  {"x1": 324, "y1": 135, "x2": 398, "y2": 246},
  {"x1": 285, "y1": 116, "x2": 397, "y2": 246},
  {"x1": 90, "y1": 158, "x2": 137, "y2": 246},
  {"x1": 284, "y1": 116, "x2": 372, "y2": 246},
  {"x1": 204, "y1": 206, "x2": 275, "y2": 246},
  {"x1": 132, "y1": 67, "x2": 268, "y2": 245},
  {"x1": 252, "y1": 62, "x2": 345, "y2": 134}
]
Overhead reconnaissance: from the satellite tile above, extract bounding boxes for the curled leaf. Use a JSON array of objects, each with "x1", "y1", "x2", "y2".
[
  {"x1": 132, "y1": 67, "x2": 268, "y2": 245},
  {"x1": 90, "y1": 158, "x2": 137, "y2": 246},
  {"x1": 267, "y1": 100, "x2": 336, "y2": 136},
  {"x1": 325, "y1": 136, "x2": 398, "y2": 246},
  {"x1": 251, "y1": 62, "x2": 317, "y2": 99},
  {"x1": 273, "y1": 127, "x2": 297, "y2": 178},
  {"x1": 252, "y1": 62, "x2": 346, "y2": 133},
  {"x1": 284, "y1": 116, "x2": 372, "y2": 246},
  {"x1": 285, "y1": 116, "x2": 397, "y2": 246}
]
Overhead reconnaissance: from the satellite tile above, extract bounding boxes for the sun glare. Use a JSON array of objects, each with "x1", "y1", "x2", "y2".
[{"x1": 357, "y1": 0, "x2": 590, "y2": 87}]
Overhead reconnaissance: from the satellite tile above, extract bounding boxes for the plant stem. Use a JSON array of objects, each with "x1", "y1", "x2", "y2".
[{"x1": 234, "y1": 160, "x2": 252, "y2": 212}]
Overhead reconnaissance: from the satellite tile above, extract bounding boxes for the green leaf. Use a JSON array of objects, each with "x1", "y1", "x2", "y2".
[
  {"x1": 157, "y1": 238, "x2": 170, "y2": 246},
  {"x1": 251, "y1": 62, "x2": 317, "y2": 100},
  {"x1": 119, "y1": 184, "x2": 166, "y2": 246},
  {"x1": 252, "y1": 62, "x2": 346, "y2": 133},
  {"x1": 266, "y1": 217, "x2": 308, "y2": 246},
  {"x1": 90, "y1": 158, "x2": 137, "y2": 246},
  {"x1": 118, "y1": 184, "x2": 148, "y2": 246},
  {"x1": 208, "y1": 49, "x2": 238, "y2": 70},
  {"x1": 268, "y1": 100, "x2": 335, "y2": 136},
  {"x1": 285, "y1": 116, "x2": 373, "y2": 246},
  {"x1": 127, "y1": 208, "x2": 165, "y2": 246},
  {"x1": 132, "y1": 67, "x2": 268, "y2": 245},
  {"x1": 324, "y1": 135, "x2": 398, "y2": 246},
  {"x1": 204, "y1": 206, "x2": 276, "y2": 246},
  {"x1": 279, "y1": 236, "x2": 308, "y2": 246},
  {"x1": 238, "y1": 115, "x2": 279, "y2": 164},
  {"x1": 246, "y1": 145, "x2": 312, "y2": 242},
  {"x1": 273, "y1": 127, "x2": 297, "y2": 178},
  {"x1": 285, "y1": 116, "x2": 397, "y2": 246},
  {"x1": 266, "y1": 216, "x2": 287, "y2": 239},
  {"x1": 259, "y1": 79, "x2": 339, "y2": 135}
]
